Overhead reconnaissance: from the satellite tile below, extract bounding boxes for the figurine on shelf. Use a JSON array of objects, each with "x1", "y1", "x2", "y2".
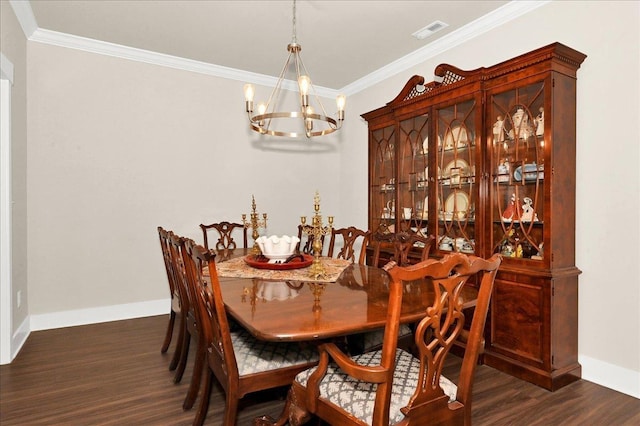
[
  {"x1": 534, "y1": 107, "x2": 544, "y2": 136},
  {"x1": 493, "y1": 115, "x2": 506, "y2": 142},
  {"x1": 496, "y1": 158, "x2": 510, "y2": 182},
  {"x1": 509, "y1": 107, "x2": 530, "y2": 139},
  {"x1": 531, "y1": 242, "x2": 544, "y2": 260},
  {"x1": 521, "y1": 197, "x2": 539, "y2": 222},
  {"x1": 498, "y1": 229, "x2": 516, "y2": 257},
  {"x1": 513, "y1": 231, "x2": 523, "y2": 258},
  {"x1": 521, "y1": 239, "x2": 535, "y2": 258},
  {"x1": 502, "y1": 193, "x2": 522, "y2": 222}
]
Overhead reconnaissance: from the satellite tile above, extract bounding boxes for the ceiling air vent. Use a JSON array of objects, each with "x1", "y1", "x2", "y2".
[{"x1": 412, "y1": 20, "x2": 449, "y2": 40}]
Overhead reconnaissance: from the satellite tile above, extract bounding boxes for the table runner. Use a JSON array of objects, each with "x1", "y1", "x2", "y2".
[{"x1": 215, "y1": 256, "x2": 351, "y2": 283}]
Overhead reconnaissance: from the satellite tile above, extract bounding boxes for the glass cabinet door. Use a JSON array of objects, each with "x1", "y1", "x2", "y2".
[
  {"x1": 398, "y1": 114, "x2": 429, "y2": 235},
  {"x1": 434, "y1": 99, "x2": 478, "y2": 254},
  {"x1": 489, "y1": 81, "x2": 545, "y2": 261},
  {"x1": 369, "y1": 124, "x2": 396, "y2": 234}
]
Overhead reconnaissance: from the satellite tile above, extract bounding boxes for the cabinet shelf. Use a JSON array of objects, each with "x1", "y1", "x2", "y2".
[
  {"x1": 493, "y1": 220, "x2": 543, "y2": 226},
  {"x1": 438, "y1": 179, "x2": 476, "y2": 187},
  {"x1": 438, "y1": 144, "x2": 475, "y2": 153},
  {"x1": 378, "y1": 187, "x2": 396, "y2": 193},
  {"x1": 438, "y1": 219, "x2": 476, "y2": 224},
  {"x1": 494, "y1": 177, "x2": 544, "y2": 184}
]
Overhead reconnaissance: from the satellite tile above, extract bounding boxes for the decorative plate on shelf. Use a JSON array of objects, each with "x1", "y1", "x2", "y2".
[
  {"x1": 244, "y1": 254, "x2": 313, "y2": 270},
  {"x1": 442, "y1": 158, "x2": 469, "y2": 177},
  {"x1": 513, "y1": 163, "x2": 544, "y2": 181},
  {"x1": 444, "y1": 191, "x2": 469, "y2": 213},
  {"x1": 443, "y1": 125, "x2": 469, "y2": 149}
]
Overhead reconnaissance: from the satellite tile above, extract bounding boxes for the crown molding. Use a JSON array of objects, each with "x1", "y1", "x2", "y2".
[
  {"x1": 28, "y1": 27, "x2": 340, "y2": 99},
  {"x1": 11, "y1": 1, "x2": 547, "y2": 98},
  {"x1": 9, "y1": 0, "x2": 38, "y2": 39},
  {"x1": 340, "y1": 1, "x2": 550, "y2": 96}
]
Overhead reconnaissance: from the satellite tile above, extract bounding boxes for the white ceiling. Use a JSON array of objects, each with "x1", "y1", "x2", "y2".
[{"x1": 24, "y1": 0, "x2": 522, "y2": 91}]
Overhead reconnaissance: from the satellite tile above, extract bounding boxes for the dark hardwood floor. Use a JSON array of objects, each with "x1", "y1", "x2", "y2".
[{"x1": 1, "y1": 315, "x2": 638, "y2": 425}]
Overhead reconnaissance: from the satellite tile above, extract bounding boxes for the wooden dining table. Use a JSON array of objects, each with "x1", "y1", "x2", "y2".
[{"x1": 217, "y1": 256, "x2": 479, "y2": 342}]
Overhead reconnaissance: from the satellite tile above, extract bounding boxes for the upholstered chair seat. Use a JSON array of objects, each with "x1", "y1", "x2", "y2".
[
  {"x1": 231, "y1": 328, "x2": 319, "y2": 376},
  {"x1": 295, "y1": 348, "x2": 457, "y2": 425}
]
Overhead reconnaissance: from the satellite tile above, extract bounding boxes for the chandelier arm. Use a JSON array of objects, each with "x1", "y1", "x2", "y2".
[
  {"x1": 298, "y1": 54, "x2": 332, "y2": 119},
  {"x1": 265, "y1": 51, "x2": 293, "y2": 111},
  {"x1": 260, "y1": 51, "x2": 294, "y2": 132}
]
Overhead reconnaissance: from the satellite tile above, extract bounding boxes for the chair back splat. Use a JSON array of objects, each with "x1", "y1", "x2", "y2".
[
  {"x1": 327, "y1": 226, "x2": 370, "y2": 264},
  {"x1": 284, "y1": 253, "x2": 501, "y2": 426},
  {"x1": 296, "y1": 224, "x2": 326, "y2": 255},
  {"x1": 371, "y1": 231, "x2": 435, "y2": 267},
  {"x1": 200, "y1": 221, "x2": 248, "y2": 251}
]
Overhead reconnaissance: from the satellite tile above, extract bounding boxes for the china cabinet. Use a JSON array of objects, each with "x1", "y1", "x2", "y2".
[{"x1": 362, "y1": 43, "x2": 586, "y2": 390}]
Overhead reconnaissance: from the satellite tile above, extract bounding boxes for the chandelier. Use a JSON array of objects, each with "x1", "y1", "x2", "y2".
[{"x1": 243, "y1": 0, "x2": 346, "y2": 138}]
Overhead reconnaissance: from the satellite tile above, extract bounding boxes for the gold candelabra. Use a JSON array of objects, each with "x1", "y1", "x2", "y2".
[
  {"x1": 300, "y1": 191, "x2": 333, "y2": 279},
  {"x1": 242, "y1": 195, "x2": 268, "y2": 256}
]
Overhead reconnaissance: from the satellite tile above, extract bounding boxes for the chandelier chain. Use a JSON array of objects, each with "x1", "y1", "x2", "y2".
[{"x1": 292, "y1": 0, "x2": 297, "y2": 44}]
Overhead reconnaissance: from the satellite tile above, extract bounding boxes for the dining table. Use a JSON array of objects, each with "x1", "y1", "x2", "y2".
[{"x1": 213, "y1": 251, "x2": 479, "y2": 343}]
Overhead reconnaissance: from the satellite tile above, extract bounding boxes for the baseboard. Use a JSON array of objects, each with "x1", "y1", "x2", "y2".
[
  {"x1": 579, "y1": 354, "x2": 639, "y2": 399},
  {"x1": 29, "y1": 298, "x2": 170, "y2": 331},
  {"x1": 4, "y1": 316, "x2": 30, "y2": 365}
]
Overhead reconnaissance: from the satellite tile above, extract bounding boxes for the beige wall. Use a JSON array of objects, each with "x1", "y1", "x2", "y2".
[
  {"x1": 5, "y1": 0, "x2": 640, "y2": 395},
  {"x1": 26, "y1": 42, "x2": 343, "y2": 313},
  {"x1": 1, "y1": 0, "x2": 29, "y2": 343}
]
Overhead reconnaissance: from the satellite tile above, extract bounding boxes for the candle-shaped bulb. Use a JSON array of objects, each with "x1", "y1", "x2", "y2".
[
  {"x1": 336, "y1": 94, "x2": 346, "y2": 121},
  {"x1": 298, "y1": 75, "x2": 311, "y2": 108},
  {"x1": 298, "y1": 75, "x2": 311, "y2": 96},
  {"x1": 243, "y1": 84, "x2": 255, "y2": 102},
  {"x1": 244, "y1": 84, "x2": 255, "y2": 113}
]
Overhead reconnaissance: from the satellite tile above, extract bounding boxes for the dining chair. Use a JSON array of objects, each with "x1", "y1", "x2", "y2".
[
  {"x1": 371, "y1": 231, "x2": 435, "y2": 268},
  {"x1": 350, "y1": 231, "x2": 436, "y2": 355},
  {"x1": 327, "y1": 226, "x2": 370, "y2": 264},
  {"x1": 180, "y1": 238, "x2": 320, "y2": 426},
  {"x1": 296, "y1": 224, "x2": 325, "y2": 255},
  {"x1": 167, "y1": 231, "x2": 243, "y2": 410},
  {"x1": 165, "y1": 232, "x2": 204, "y2": 410},
  {"x1": 157, "y1": 227, "x2": 186, "y2": 376},
  {"x1": 200, "y1": 221, "x2": 248, "y2": 251},
  {"x1": 281, "y1": 253, "x2": 501, "y2": 426}
]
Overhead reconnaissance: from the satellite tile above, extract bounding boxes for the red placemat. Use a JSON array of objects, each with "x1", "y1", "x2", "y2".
[{"x1": 244, "y1": 254, "x2": 313, "y2": 270}]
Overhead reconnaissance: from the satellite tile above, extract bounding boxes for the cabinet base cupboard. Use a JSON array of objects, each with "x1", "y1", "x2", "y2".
[{"x1": 362, "y1": 43, "x2": 586, "y2": 390}]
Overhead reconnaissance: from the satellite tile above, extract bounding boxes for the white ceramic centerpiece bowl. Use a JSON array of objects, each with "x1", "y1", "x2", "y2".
[{"x1": 256, "y1": 235, "x2": 300, "y2": 263}]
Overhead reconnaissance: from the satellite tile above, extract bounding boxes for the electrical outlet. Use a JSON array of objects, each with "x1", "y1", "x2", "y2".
[{"x1": 17, "y1": 290, "x2": 21, "y2": 308}]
